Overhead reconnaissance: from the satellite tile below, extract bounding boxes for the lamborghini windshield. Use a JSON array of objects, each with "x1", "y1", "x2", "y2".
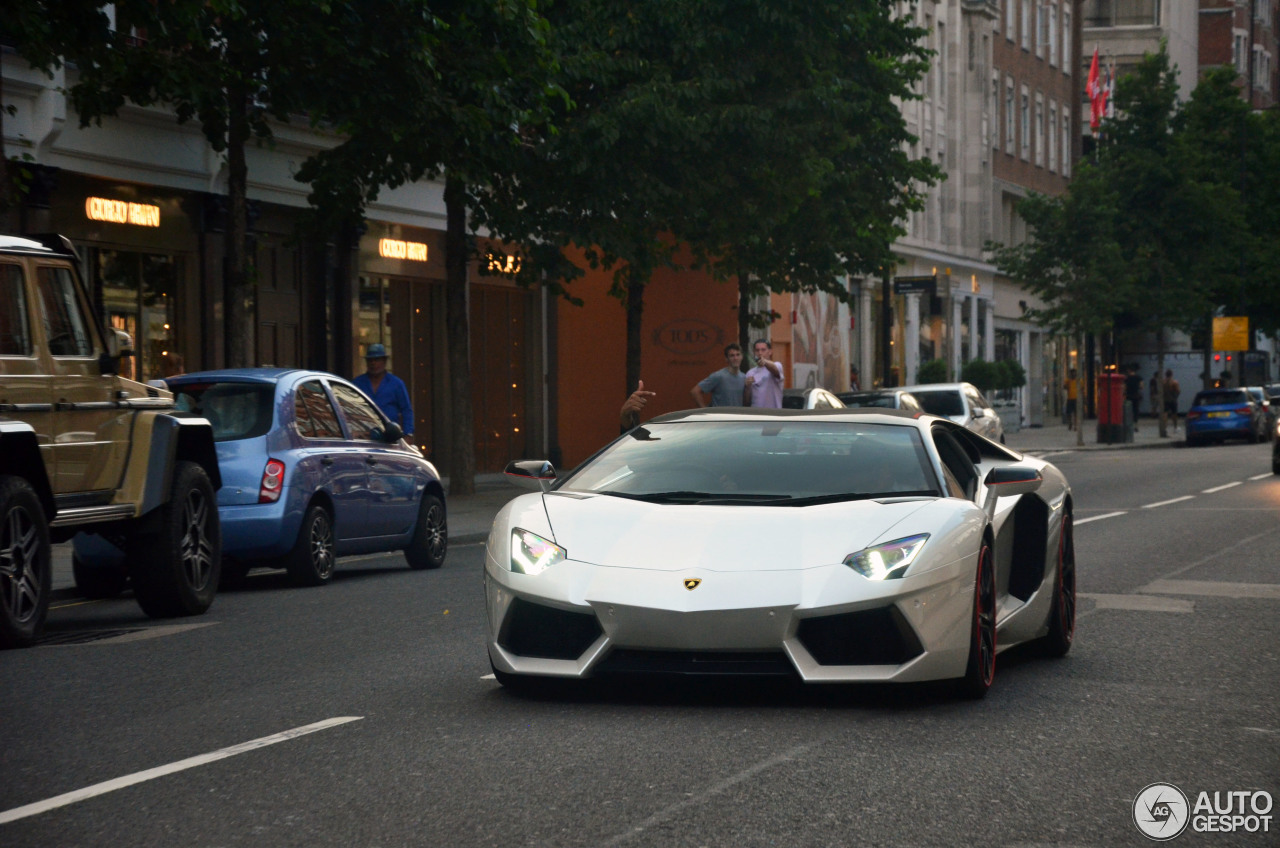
[{"x1": 559, "y1": 421, "x2": 941, "y2": 505}]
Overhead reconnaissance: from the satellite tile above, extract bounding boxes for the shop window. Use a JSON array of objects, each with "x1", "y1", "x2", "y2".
[
  {"x1": 0, "y1": 264, "x2": 32, "y2": 356},
  {"x1": 95, "y1": 249, "x2": 176, "y2": 380},
  {"x1": 357, "y1": 275, "x2": 394, "y2": 365}
]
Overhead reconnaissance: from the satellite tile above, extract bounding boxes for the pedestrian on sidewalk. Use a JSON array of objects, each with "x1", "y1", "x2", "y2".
[
  {"x1": 1163, "y1": 370, "x2": 1181, "y2": 431},
  {"x1": 744, "y1": 339, "x2": 784, "y2": 408},
  {"x1": 1063, "y1": 369, "x2": 1079, "y2": 430},
  {"x1": 1125, "y1": 363, "x2": 1143, "y2": 431},
  {"x1": 354, "y1": 342, "x2": 414, "y2": 445},
  {"x1": 691, "y1": 344, "x2": 746, "y2": 408}
]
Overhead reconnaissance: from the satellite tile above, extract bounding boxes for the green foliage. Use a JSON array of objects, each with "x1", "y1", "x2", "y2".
[
  {"x1": 916, "y1": 358, "x2": 948, "y2": 384},
  {"x1": 991, "y1": 44, "x2": 1269, "y2": 338},
  {"x1": 996, "y1": 359, "x2": 1026, "y2": 390},
  {"x1": 961, "y1": 359, "x2": 1000, "y2": 393}
]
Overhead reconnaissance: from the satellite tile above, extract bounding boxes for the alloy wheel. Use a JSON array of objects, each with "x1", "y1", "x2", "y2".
[
  {"x1": 1, "y1": 504, "x2": 43, "y2": 624},
  {"x1": 179, "y1": 487, "x2": 216, "y2": 592},
  {"x1": 310, "y1": 511, "x2": 335, "y2": 580}
]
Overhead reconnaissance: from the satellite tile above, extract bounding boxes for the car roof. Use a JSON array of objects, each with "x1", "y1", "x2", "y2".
[
  {"x1": 646, "y1": 407, "x2": 922, "y2": 425},
  {"x1": 167, "y1": 368, "x2": 343, "y2": 386},
  {"x1": 0, "y1": 233, "x2": 77, "y2": 258},
  {"x1": 897, "y1": 382, "x2": 971, "y2": 393}
]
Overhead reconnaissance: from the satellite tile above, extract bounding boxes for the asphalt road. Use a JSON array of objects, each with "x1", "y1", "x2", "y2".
[{"x1": 2, "y1": 442, "x2": 1278, "y2": 847}]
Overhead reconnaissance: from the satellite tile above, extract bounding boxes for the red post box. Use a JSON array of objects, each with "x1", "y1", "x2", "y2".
[{"x1": 1096, "y1": 372, "x2": 1128, "y2": 442}]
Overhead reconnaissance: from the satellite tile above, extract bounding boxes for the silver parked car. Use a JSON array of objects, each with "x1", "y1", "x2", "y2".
[
  {"x1": 898, "y1": 382, "x2": 1005, "y2": 443},
  {"x1": 782, "y1": 388, "x2": 845, "y2": 409}
]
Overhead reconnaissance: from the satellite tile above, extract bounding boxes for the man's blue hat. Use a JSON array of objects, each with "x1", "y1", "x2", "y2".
[{"x1": 365, "y1": 343, "x2": 388, "y2": 359}]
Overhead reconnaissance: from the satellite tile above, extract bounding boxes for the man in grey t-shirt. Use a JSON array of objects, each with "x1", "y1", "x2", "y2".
[{"x1": 691, "y1": 343, "x2": 747, "y2": 407}]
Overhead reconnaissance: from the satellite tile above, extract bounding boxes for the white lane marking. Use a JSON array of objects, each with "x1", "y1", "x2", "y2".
[
  {"x1": 1139, "y1": 580, "x2": 1280, "y2": 600},
  {"x1": 602, "y1": 741, "x2": 816, "y2": 847},
  {"x1": 1142, "y1": 495, "x2": 1195, "y2": 509},
  {"x1": 0, "y1": 716, "x2": 363, "y2": 825},
  {"x1": 1081, "y1": 593, "x2": 1194, "y2": 613},
  {"x1": 1075, "y1": 511, "x2": 1127, "y2": 525},
  {"x1": 1249, "y1": 473, "x2": 1273, "y2": 481},
  {"x1": 1202, "y1": 481, "x2": 1242, "y2": 493}
]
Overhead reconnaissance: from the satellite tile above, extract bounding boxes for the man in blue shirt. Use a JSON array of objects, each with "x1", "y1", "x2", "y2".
[{"x1": 353, "y1": 343, "x2": 415, "y2": 445}]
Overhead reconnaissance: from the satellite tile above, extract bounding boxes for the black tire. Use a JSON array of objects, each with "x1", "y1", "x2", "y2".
[
  {"x1": 1041, "y1": 511, "x2": 1076, "y2": 658},
  {"x1": 286, "y1": 504, "x2": 336, "y2": 586},
  {"x1": 72, "y1": 552, "x2": 128, "y2": 599},
  {"x1": 955, "y1": 542, "x2": 996, "y2": 699},
  {"x1": 1186, "y1": 434, "x2": 1201, "y2": 447},
  {"x1": 405, "y1": 493, "x2": 447, "y2": 570},
  {"x1": 126, "y1": 461, "x2": 221, "y2": 618},
  {"x1": 1272, "y1": 454, "x2": 1280, "y2": 475},
  {"x1": 0, "y1": 476, "x2": 51, "y2": 648}
]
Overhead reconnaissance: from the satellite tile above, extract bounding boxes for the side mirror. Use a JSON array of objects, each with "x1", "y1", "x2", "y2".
[
  {"x1": 505, "y1": 459, "x2": 557, "y2": 492},
  {"x1": 982, "y1": 466, "x2": 1042, "y2": 519},
  {"x1": 382, "y1": 422, "x2": 404, "y2": 443}
]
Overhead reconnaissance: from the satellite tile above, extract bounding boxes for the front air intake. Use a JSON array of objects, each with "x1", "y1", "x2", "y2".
[
  {"x1": 498, "y1": 598, "x2": 603, "y2": 660},
  {"x1": 797, "y1": 606, "x2": 924, "y2": 666}
]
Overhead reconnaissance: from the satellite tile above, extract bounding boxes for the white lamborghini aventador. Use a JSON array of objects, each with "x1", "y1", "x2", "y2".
[{"x1": 486, "y1": 408, "x2": 1075, "y2": 698}]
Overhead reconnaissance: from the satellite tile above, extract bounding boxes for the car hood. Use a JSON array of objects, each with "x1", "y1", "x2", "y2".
[{"x1": 541, "y1": 492, "x2": 934, "y2": 572}]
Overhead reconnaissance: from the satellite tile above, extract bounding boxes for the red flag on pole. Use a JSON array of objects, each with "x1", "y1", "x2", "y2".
[{"x1": 1087, "y1": 48, "x2": 1103, "y2": 132}]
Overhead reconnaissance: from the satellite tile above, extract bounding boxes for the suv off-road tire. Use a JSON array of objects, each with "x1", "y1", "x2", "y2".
[
  {"x1": 0, "y1": 476, "x2": 52, "y2": 648},
  {"x1": 72, "y1": 552, "x2": 128, "y2": 599},
  {"x1": 405, "y1": 494, "x2": 447, "y2": 570},
  {"x1": 127, "y1": 461, "x2": 221, "y2": 618}
]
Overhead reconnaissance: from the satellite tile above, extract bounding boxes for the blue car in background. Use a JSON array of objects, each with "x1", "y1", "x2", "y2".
[
  {"x1": 1184, "y1": 388, "x2": 1267, "y2": 447},
  {"x1": 74, "y1": 369, "x2": 447, "y2": 593}
]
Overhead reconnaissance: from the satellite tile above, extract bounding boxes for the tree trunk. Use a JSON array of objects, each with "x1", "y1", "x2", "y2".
[
  {"x1": 444, "y1": 175, "x2": 476, "y2": 496},
  {"x1": 225, "y1": 86, "x2": 254, "y2": 368},
  {"x1": 625, "y1": 276, "x2": 646, "y2": 400},
  {"x1": 737, "y1": 273, "x2": 751, "y2": 351},
  {"x1": 1075, "y1": 334, "x2": 1084, "y2": 447}
]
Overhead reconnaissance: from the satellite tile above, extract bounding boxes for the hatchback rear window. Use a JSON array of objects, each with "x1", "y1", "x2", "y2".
[
  {"x1": 1192, "y1": 390, "x2": 1248, "y2": 407},
  {"x1": 173, "y1": 382, "x2": 275, "y2": 442},
  {"x1": 912, "y1": 390, "x2": 965, "y2": 417}
]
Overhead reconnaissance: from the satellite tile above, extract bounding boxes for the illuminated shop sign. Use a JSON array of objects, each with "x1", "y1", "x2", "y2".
[
  {"x1": 378, "y1": 238, "x2": 428, "y2": 261},
  {"x1": 487, "y1": 254, "x2": 521, "y2": 274},
  {"x1": 85, "y1": 197, "x2": 161, "y2": 227}
]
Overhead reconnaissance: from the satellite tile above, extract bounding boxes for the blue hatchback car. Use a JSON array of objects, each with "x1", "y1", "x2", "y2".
[
  {"x1": 1184, "y1": 388, "x2": 1266, "y2": 447},
  {"x1": 74, "y1": 369, "x2": 447, "y2": 591}
]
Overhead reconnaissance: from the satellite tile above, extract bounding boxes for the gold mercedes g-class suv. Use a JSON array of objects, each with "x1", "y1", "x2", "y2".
[{"x1": 0, "y1": 234, "x2": 222, "y2": 647}]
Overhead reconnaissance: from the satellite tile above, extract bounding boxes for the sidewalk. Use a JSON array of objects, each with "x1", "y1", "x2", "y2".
[{"x1": 1002, "y1": 416, "x2": 1184, "y2": 454}]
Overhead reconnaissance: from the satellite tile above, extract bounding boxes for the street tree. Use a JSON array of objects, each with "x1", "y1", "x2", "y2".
[
  {"x1": 298, "y1": 0, "x2": 558, "y2": 495},
  {"x1": 3, "y1": 0, "x2": 432, "y2": 368},
  {"x1": 479, "y1": 0, "x2": 938, "y2": 397}
]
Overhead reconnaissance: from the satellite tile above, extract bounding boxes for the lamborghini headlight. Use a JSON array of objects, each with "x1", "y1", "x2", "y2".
[
  {"x1": 510, "y1": 528, "x2": 566, "y2": 576},
  {"x1": 843, "y1": 534, "x2": 929, "y2": 580}
]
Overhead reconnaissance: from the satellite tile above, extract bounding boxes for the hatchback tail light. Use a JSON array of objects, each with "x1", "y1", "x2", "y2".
[
  {"x1": 1236, "y1": 405, "x2": 1254, "y2": 415},
  {"x1": 259, "y1": 459, "x2": 286, "y2": 503},
  {"x1": 1185, "y1": 410, "x2": 1200, "y2": 421}
]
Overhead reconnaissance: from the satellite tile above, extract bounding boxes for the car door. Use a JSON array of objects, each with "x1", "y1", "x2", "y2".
[
  {"x1": 293, "y1": 378, "x2": 368, "y2": 542},
  {"x1": 34, "y1": 262, "x2": 129, "y2": 495},
  {"x1": 328, "y1": 381, "x2": 420, "y2": 538}
]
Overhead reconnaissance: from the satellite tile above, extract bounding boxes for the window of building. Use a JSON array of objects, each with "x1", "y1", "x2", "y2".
[
  {"x1": 992, "y1": 69, "x2": 1002, "y2": 150},
  {"x1": 1235, "y1": 32, "x2": 1248, "y2": 76},
  {"x1": 1006, "y1": 0, "x2": 1016, "y2": 41},
  {"x1": 1036, "y1": 1, "x2": 1046, "y2": 58},
  {"x1": 1050, "y1": 3, "x2": 1059, "y2": 67},
  {"x1": 1063, "y1": 4, "x2": 1072, "y2": 75},
  {"x1": 1021, "y1": 85, "x2": 1030, "y2": 160},
  {"x1": 939, "y1": 22, "x2": 947, "y2": 101},
  {"x1": 1022, "y1": 0, "x2": 1031, "y2": 49},
  {"x1": 1083, "y1": 0, "x2": 1161, "y2": 28},
  {"x1": 94, "y1": 249, "x2": 177, "y2": 381},
  {"x1": 1049, "y1": 101, "x2": 1058, "y2": 172},
  {"x1": 1006, "y1": 76, "x2": 1016, "y2": 154},
  {"x1": 1035, "y1": 94, "x2": 1045, "y2": 167},
  {"x1": 1061, "y1": 112, "x2": 1072, "y2": 177}
]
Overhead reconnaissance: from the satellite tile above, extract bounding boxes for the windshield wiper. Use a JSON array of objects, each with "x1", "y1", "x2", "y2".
[
  {"x1": 782, "y1": 490, "x2": 938, "y2": 507},
  {"x1": 597, "y1": 491, "x2": 792, "y2": 505}
]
